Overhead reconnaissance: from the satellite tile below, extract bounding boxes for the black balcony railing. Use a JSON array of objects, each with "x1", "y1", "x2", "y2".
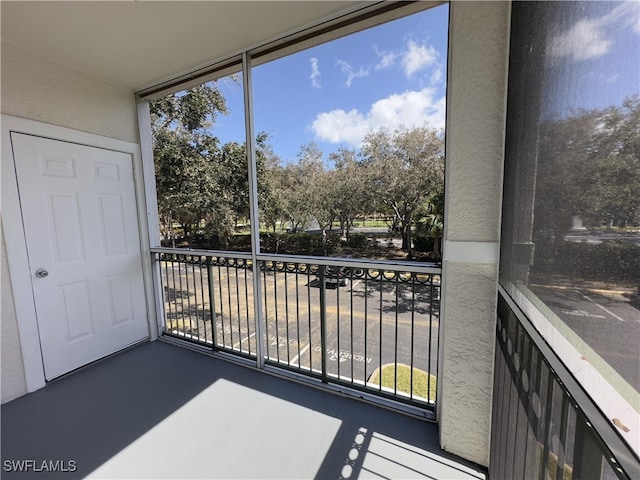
[
  {"x1": 153, "y1": 249, "x2": 441, "y2": 413},
  {"x1": 156, "y1": 251, "x2": 257, "y2": 359},
  {"x1": 490, "y1": 288, "x2": 638, "y2": 480}
]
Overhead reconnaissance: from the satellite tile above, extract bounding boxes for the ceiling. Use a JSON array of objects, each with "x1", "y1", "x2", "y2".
[{"x1": 1, "y1": 1, "x2": 368, "y2": 92}]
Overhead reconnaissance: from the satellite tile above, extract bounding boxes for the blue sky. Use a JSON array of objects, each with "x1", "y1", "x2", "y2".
[
  {"x1": 542, "y1": 0, "x2": 640, "y2": 119},
  {"x1": 210, "y1": 1, "x2": 639, "y2": 161},
  {"x1": 213, "y1": 3, "x2": 450, "y2": 164}
]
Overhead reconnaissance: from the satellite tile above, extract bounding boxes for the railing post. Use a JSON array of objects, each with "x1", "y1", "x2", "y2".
[
  {"x1": 319, "y1": 265, "x2": 328, "y2": 382},
  {"x1": 207, "y1": 258, "x2": 218, "y2": 350},
  {"x1": 573, "y1": 411, "x2": 604, "y2": 478},
  {"x1": 151, "y1": 252, "x2": 165, "y2": 340}
]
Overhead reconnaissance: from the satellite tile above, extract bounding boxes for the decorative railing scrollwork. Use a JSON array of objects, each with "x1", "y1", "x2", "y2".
[{"x1": 258, "y1": 260, "x2": 437, "y2": 286}]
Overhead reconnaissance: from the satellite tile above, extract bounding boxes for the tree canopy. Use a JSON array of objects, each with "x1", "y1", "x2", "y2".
[
  {"x1": 361, "y1": 126, "x2": 445, "y2": 257},
  {"x1": 151, "y1": 83, "x2": 447, "y2": 259},
  {"x1": 534, "y1": 95, "x2": 640, "y2": 248}
]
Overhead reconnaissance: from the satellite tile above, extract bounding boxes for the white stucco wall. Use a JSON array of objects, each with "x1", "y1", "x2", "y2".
[
  {"x1": 1, "y1": 40, "x2": 139, "y2": 403},
  {"x1": 1, "y1": 223, "x2": 28, "y2": 404},
  {"x1": 1, "y1": 41, "x2": 138, "y2": 143},
  {"x1": 438, "y1": 1, "x2": 510, "y2": 466}
]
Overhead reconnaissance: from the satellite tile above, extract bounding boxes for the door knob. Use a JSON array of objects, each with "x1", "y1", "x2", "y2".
[{"x1": 35, "y1": 269, "x2": 49, "y2": 278}]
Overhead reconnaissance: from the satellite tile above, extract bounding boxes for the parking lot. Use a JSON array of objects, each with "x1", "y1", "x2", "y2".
[
  {"x1": 530, "y1": 284, "x2": 640, "y2": 391},
  {"x1": 160, "y1": 259, "x2": 440, "y2": 397}
]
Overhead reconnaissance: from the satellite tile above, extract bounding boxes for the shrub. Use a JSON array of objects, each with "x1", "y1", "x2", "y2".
[
  {"x1": 345, "y1": 233, "x2": 367, "y2": 249},
  {"x1": 261, "y1": 232, "x2": 342, "y2": 256},
  {"x1": 533, "y1": 240, "x2": 640, "y2": 282},
  {"x1": 413, "y1": 234, "x2": 435, "y2": 253}
]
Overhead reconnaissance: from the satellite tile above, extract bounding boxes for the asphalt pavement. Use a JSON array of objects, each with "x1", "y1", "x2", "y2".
[
  {"x1": 529, "y1": 284, "x2": 640, "y2": 392},
  {"x1": 161, "y1": 261, "x2": 440, "y2": 401}
]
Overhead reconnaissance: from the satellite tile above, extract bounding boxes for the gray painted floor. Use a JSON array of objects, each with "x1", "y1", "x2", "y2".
[{"x1": 2, "y1": 341, "x2": 486, "y2": 479}]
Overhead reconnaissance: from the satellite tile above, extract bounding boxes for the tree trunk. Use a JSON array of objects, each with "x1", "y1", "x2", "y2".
[
  {"x1": 401, "y1": 222, "x2": 412, "y2": 254},
  {"x1": 182, "y1": 223, "x2": 192, "y2": 247}
]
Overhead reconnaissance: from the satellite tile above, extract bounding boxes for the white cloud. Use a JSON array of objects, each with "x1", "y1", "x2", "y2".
[
  {"x1": 402, "y1": 40, "x2": 438, "y2": 77},
  {"x1": 548, "y1": 1, "x2": 640, "y2": 62},
  {"x1": 603, "y1": 73, "x2": 621, "y2": 84},
  {"x1": 311, "y1": 88, "x2": 446, "y2": 147},
  {"x1": 311, "y1": 109, "x2": 370, "y2": 145},
  {"x1": 337, "y1": 60, "x2": 369, "y2": 87},
  {"x1": 548, "y1": 19, "x2": 612, "y2": 61},
  {"x1": 374, "y1": 46, "x2": 398, "y2": 71},
  {"x1": 309, "y1": 58, "x2": 321, "y2": 89},
  {"x1": 373, "y1": 39, "x2": 442, "y2": 83},
  {"x1": 430, "y1": 66, "x2": 444, "y2": 86},
  {"x1": 603, "y1": 0, "x2": 640, "y2": 33}
]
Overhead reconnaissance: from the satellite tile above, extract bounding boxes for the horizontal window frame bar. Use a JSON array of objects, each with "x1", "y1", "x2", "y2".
[
  {"x1": 250, "y1": 1, "x2": 444, "y2": 67},
  {"x1": 159, "y1": 335, "x2": 434, "y2": 421},
  {"x1": 138, "y1": 57, "x2": 243, "y2": 101},
  {"x1": 256, "y1": 253, "x2": 441, "y2": 274},
  {"x1": 136, "y1": 1, "x2": 445, "y2": 100},
  {"x1": 151, "y1": 247, "x2": 442, "y2": 274},
  {"x1": 261, "y1": 363, "x2": 435, "y2": 421},
  {"x1": 151, "y1": 247, "x2": 253, "y2": 260}
]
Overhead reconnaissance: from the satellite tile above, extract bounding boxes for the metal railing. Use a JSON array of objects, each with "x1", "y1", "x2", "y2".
[
  {"x1": 152, "y1": 248, "x2": 441, "y2": 412},
  {"x1": 155, "y1": 250, "x2": 257, "y2": 359},
  {"x1": 490, "y1": 288, "x2": 639, "y2": 480}
]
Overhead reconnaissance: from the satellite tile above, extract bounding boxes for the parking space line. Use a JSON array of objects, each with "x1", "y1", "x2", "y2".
[
  {"x1": 234, "y1": 331, "x2": 256, "y2": 349},
  {"x1": 290, "y1": 344, "x2": 310, "y2": 367},
  {"x1": 530, "y1": 283, "x2": 630, "y2": 296},
  {"x1": 576, "y1": 290, "x2": 625, "y2": 322}
]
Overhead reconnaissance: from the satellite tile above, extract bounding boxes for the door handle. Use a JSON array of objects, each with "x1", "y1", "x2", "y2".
[{"x1": 35, "y1": 269, "x2": 49, "y2": 278}]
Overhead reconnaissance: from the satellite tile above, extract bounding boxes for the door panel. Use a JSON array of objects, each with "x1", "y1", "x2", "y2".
[{"x1": 11, "y1": 133, "x2": 148, "y2": 380}]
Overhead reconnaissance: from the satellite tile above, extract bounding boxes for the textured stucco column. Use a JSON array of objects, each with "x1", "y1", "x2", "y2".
[{"x1": 437, "y1": 1, "x2": 510, "y2": 466}]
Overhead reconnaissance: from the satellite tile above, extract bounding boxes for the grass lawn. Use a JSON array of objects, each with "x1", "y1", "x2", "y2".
[
  {"x1": 369, "y1": 363, "x2": 437, "y2": 400},
  {"x1": 351, "y1": 218, "x2": 389, "y2": 228}
]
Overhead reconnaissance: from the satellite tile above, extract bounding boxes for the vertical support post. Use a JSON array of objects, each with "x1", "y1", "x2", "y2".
[
  {"x1": 151, "y1": 253, "x2": 166, "y2": 339},
  {"x1": 573, "y1": 411, "x2": 604, "y2": 478},
  {"x1": 136, "y1": 101, "x2": 161, "y2": 341},
  {"x1": 243, "y1": 52, "x2": 265, "y2": 368},
  {"x1": 540, "y1": 375, "x2": 555, "y2": 480},
  {"x1": 207, "y1": 259, "x2": 218, "y2": 350},
  {"x1": 319, "y1": 266, "x2": 328, "y2": 382},
  {"x1": 555, "y1": 395, "x2": 570, "y2": 480}
]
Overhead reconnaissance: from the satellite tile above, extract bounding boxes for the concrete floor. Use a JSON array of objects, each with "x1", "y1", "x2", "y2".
[{"x1": 1, "y1": 341, "x2": 486, "y2": 479}]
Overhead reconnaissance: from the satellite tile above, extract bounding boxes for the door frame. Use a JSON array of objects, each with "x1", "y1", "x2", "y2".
[{"x1": 1, "y1": 115, "x2": 157, "y2": 392}]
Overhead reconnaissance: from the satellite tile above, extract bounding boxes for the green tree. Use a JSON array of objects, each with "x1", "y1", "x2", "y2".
[
  {"x1": 328, "y1": 148, "x2": 369, "y2": 239},
  {"x1": 586, "y1": 96, "x2": 640, "y2": 227},
  {"x1": 535, "y1": 95, "x2": 640, "y2": 252},
  {"x1": 415, "y1": 190, "x2": 444, "y2": 259},
  {"x1": 219, "y1": 141, "x2": 250, "y2": 227},
  {"x1": 151, "y1": 83, "x2": 231, "y2": 246},
  {"x1": 282, "y1": 142, "x2": 325, "y2": 232},
  {"x1": 361, "y1": 126, "x2": 445, "y2": 258}
]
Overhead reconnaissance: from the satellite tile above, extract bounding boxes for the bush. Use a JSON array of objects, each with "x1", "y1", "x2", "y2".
[
  {"x1": 261, "y1": 232, "x2": 342, "y2": 256},
  {"x1": 413, "y1": 235, "x2": 435, "y2": 253},
  {"x1": 533, "y1": 240, "x2": 640, "y2": 282},
  {"x1": 345, "y1": 233, "x2": 367, "y2": 249}
]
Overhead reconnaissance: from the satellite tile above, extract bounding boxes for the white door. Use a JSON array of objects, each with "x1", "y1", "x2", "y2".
[{"x1": 11, "y1": 133, "x2": 149, "y2": 380}]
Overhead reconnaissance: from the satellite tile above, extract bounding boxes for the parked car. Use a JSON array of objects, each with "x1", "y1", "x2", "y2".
[
  {"x1": 313, "y1": 255, "x2": 359, "y2": 288},
  {"x1": 324, "y1": 265, "x2": 349, "y2": 287}
]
